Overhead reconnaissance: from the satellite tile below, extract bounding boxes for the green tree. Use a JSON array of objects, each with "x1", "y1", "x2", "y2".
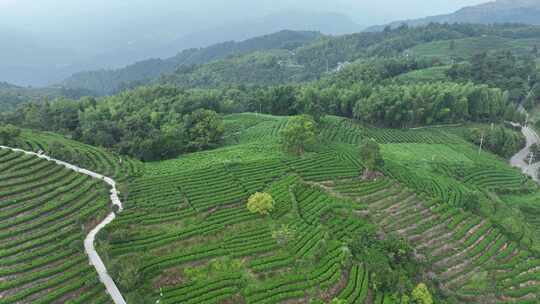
[
  {"x1": 280, "y1": 115, "x2": 316, "y2": 155},
  {"x1": 360, "y1": 139, "x2": 384, "y2": 176},
  {"x1": 183, "y1": 109, "x2": 224, "y2": 151},
  {"x1": 297, "y1": 86, "x2": 326, "y2": 122},
  {"x1": 0, "y1": 124, "x2": 21, "y2": 145},
  {"x1": 247, "y1": 192, "x2": 274, "y2": 215},
  {"x1": 412, "y1": 283, "x2": 433, "y2": 304}
]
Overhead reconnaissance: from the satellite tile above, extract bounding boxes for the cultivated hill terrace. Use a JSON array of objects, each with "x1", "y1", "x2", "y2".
[{"x1": 19, "y1": 113, "x2": 531, "y2": 304}]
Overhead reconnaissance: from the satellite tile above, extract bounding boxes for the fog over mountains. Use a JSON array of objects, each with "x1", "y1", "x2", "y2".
[
  {"x1": 1, "y1": 10, "x2": 361, "y2": 87},
  {"x1": 0, "y1": 0, "x2": 522, "y2": 87}
]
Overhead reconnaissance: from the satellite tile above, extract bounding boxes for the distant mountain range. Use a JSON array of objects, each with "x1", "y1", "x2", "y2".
[
  {"x1": 366, "y1": 0, "x2": 540, "y2": 31},
  {"x1": 62, "y1": 30, "x2": 323, "y2": 96},
  {"x1": 0, "y1": 11, "x2": 361, "y2": 87},
  {"x1": 158, "y1": 11, "x2": 362, "y2": 59},
  {"x1": 0, "y1": 81, "x2": 94, "y2": 112}
]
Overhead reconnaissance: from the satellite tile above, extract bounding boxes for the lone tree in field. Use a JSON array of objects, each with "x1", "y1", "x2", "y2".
[
  {"x1": 247, "y1": 192, "x2": 274, "y2": 216},
  {"x1": 412, "y1": 283, "x2": 433, "y2": 304},
  {"x1": 0, "y1": 124, "x2": 21, "y2": 145},
  {"x1": 280, "y1": 115, "x2": 316, "y2": 156},
  {"x1": 360, "y1": 138, "x2": 384, "y2": 178}
]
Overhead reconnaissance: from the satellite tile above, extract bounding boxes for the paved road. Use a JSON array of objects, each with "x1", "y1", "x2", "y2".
[
  {"x1": 510, "y1": 126, "x2": 540, "y2": 182},
  {"x1": 0, "y1": 145, "x2": 127, "y2": 304}
]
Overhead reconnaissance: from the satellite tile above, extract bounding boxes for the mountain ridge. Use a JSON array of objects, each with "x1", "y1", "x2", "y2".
[
  {"x1": 366, "y1": 0, "x2": 540, "y2": 32},
  {"x1": 61, "y1": 30, "x2": 324, "y2": 95}
]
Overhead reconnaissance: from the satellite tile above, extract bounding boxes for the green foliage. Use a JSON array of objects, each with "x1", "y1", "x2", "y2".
[
  {"x1": 63, "y1": 30, "x2": 322, "y2": 95},
  {"x1": 3, "y1": 86, "x2": 228, "y2": 161},
  {"x1": 115, "y1": 254, "x2": 142, "y2": 291},
  {"x1": 353, "y1": 82, "x2": 508, "y2": 128},
  {"x1": 411, "y1": 283, "x2": 433, "y2": 304},
  {"x1": 360, "y1": 139, "x2": 384, "y2": 172},
  {"x1": 468, "y1": 126, "x2": 525, "y2": 158},
  {"x1": 183, "y1": 109, "x2": 224, "y2": 151},
  {"x1": 0, "y1": 149, "x2": 112, "y2": 302},
  {"x1": 461, "y1": 190, "x2": 482, "y2": 212},
  {"x1": 447, "y1": 50, "x2": 537, "y2": 103},
  {"x1": 350, "y1": 225, "x2": 419, "y2": 294},
  {"x1": 247, "y1": 192, "x2": 274, "y2": 215},
  {"x1": 0, "y1": 81, "x2": 93, "y2": 112},
  {"x1": 280, "y1": 115, "x2": 316, "y2": 155},
  {"x1": 184, "y1": 257, "x2": 245, "y2": 281},
  {"x1": 0, "y1": 124, "x2": 21, "y2": 145}
]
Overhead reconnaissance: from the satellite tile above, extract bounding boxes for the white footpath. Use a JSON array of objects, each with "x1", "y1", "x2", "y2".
[
  {"x1": 0, "y1": 145, "x2": 127, "y2": 304},
  {"x1": 509, "y1": 126, "x2": 540, "y2": 182}
]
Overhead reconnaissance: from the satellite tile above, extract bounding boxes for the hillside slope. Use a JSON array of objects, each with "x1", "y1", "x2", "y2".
[
  {"x1": 0, "y1": 82, "x2": 94, "y2": 112},
  {"x1": 0, "y1": 148, "x2": 113, "y2": 303},
  {"x1": 90, "y1": 113, "x2": 540, "y2": 303},
  {"x1": 61, "y1": 30, "x2": 323, "y2": 96}
]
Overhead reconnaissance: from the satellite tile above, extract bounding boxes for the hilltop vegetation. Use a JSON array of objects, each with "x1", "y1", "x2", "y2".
[
  {"x1": 60, "y1": 23, "x2": 540, "y2": 96},
  {"x1": 0, "y1": 81, "x2": 94, "y2": 112},
  {"x1": 62, "y1": 31, "x2": 322, "y2": 96}
]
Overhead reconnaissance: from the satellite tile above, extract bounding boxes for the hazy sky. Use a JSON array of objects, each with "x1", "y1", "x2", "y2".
[{"x1": 0, "y1": 0, "x2": 490, "y2": 31}]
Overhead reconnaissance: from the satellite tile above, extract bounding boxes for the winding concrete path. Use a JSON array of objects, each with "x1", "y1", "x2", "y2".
[
  {"x1": 510, "y1": 125, "x2": 540, "y2": 182},
  {"x1": 0, "y1": 145, "x2": 127, "y2": 304}
]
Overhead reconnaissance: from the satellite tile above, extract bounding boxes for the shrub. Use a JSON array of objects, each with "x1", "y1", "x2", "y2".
[
  {"x1": 247, "y1": 192, "x2": 274, "y2": 215},
  {"x1": 412, "y1": 283, "x2": 433, "y2": 304}
]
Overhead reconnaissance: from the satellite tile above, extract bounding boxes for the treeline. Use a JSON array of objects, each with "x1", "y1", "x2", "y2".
[
  {"x1": 2, "y1": 79, "x2": 526, "y2": 161},
  {"x1": 2, "y1": 87, "x2": 226, "y2": 161},
  {"x1": 468, "y1": 126, "x2": 525, "y2": 158},
  {"x1": 351, "y1": 82, "x2": 525, "y2": 128}
]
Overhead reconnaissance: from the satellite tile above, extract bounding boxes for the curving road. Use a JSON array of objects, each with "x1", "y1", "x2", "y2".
[
  {"x1": 0, "y1": 145, "x2": 127, "y2": 304},
  {"x1": 510, "y1": 125, "x2": 540, "y2": 182}
]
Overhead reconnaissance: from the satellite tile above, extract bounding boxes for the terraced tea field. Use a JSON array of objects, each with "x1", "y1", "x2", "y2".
[
  {"x1": 14, "y1": 130, "x2": 144, "y2": 182},
  {"x1": 5, "y1": 113, "x2": 540, "y2": 303},
  {"x1": 0, "y1": 148, "x2": 114, "y2": 304},
  {"x1": 327, "y1": 177, "x2": 540, "y2": 302},
  {"x1": 408, "y1": 36, "x2": 540, "y2": 62},
  {"x1": 90, "y1": 114, "x2": 540, "y2": 303}
]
